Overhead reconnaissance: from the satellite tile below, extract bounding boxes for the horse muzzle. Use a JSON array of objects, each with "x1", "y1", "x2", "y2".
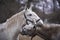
[
  {"x1": 21, "y1": 28, "x2": 34, "y2": 36},
  {"x1": 35, "y1": 19, "x2": 43, "y2": 27}
]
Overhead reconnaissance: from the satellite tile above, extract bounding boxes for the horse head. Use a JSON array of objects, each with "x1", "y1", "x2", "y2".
[{"x1": 21, "y1": 3, "x2": 43, "y2": 35}]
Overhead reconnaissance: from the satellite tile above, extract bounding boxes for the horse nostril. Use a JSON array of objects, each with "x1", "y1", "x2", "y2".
[
  {"x1": 22, "y1": 28, "x2": 28, "y2": 35},
  {"x1": 33, "y1": 26, "x2": 35, "y2": 28}
]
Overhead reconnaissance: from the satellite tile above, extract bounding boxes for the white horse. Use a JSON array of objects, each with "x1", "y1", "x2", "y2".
[
  {"x1": 0, "y1": 4, "x2": 43, "y2": 40},
  {"x1": 22, "y1": 4, "x2": 43, "y2": 35}
]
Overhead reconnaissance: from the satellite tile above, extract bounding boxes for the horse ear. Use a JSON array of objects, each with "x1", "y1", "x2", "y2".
[
  {"x1": 24, "y1": 5, "x2": 27, "y2": 10},
  {"x1": 24, "y1": 4, "x2": 29, "y2": 11},
  {"x1": 27, "y1": 8, "x2": 29, "y2": 10},
  {"x1": 29, "y1": 3, "x2": 33, "y2": 10}
]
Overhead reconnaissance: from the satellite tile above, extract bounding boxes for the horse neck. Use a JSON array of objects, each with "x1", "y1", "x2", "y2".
[{"x1": 3, "y1": 10, "x2": 26, "y2": 40}]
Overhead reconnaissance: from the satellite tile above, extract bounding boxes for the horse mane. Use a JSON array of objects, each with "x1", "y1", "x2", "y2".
[
  {"x1": 2, "y1": 9, "x2": 26, "y2": 28},
  {"x1": 6, "y1": 10, "x2": 25, "y2": 22}
]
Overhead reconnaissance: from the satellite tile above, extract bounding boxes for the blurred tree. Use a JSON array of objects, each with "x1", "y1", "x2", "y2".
[{"x1": 0, "y1": 0, "x2": 60, "y2": 24}]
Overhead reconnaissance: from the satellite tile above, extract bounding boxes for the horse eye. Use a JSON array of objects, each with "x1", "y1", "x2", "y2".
[{"x1": 28, "y1": 14, "x2": 32, "y2": 16}]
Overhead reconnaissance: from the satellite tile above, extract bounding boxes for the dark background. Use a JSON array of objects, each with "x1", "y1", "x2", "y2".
[{"x1": 0, "y1": 0, "x2": 60, "y2": 24}]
